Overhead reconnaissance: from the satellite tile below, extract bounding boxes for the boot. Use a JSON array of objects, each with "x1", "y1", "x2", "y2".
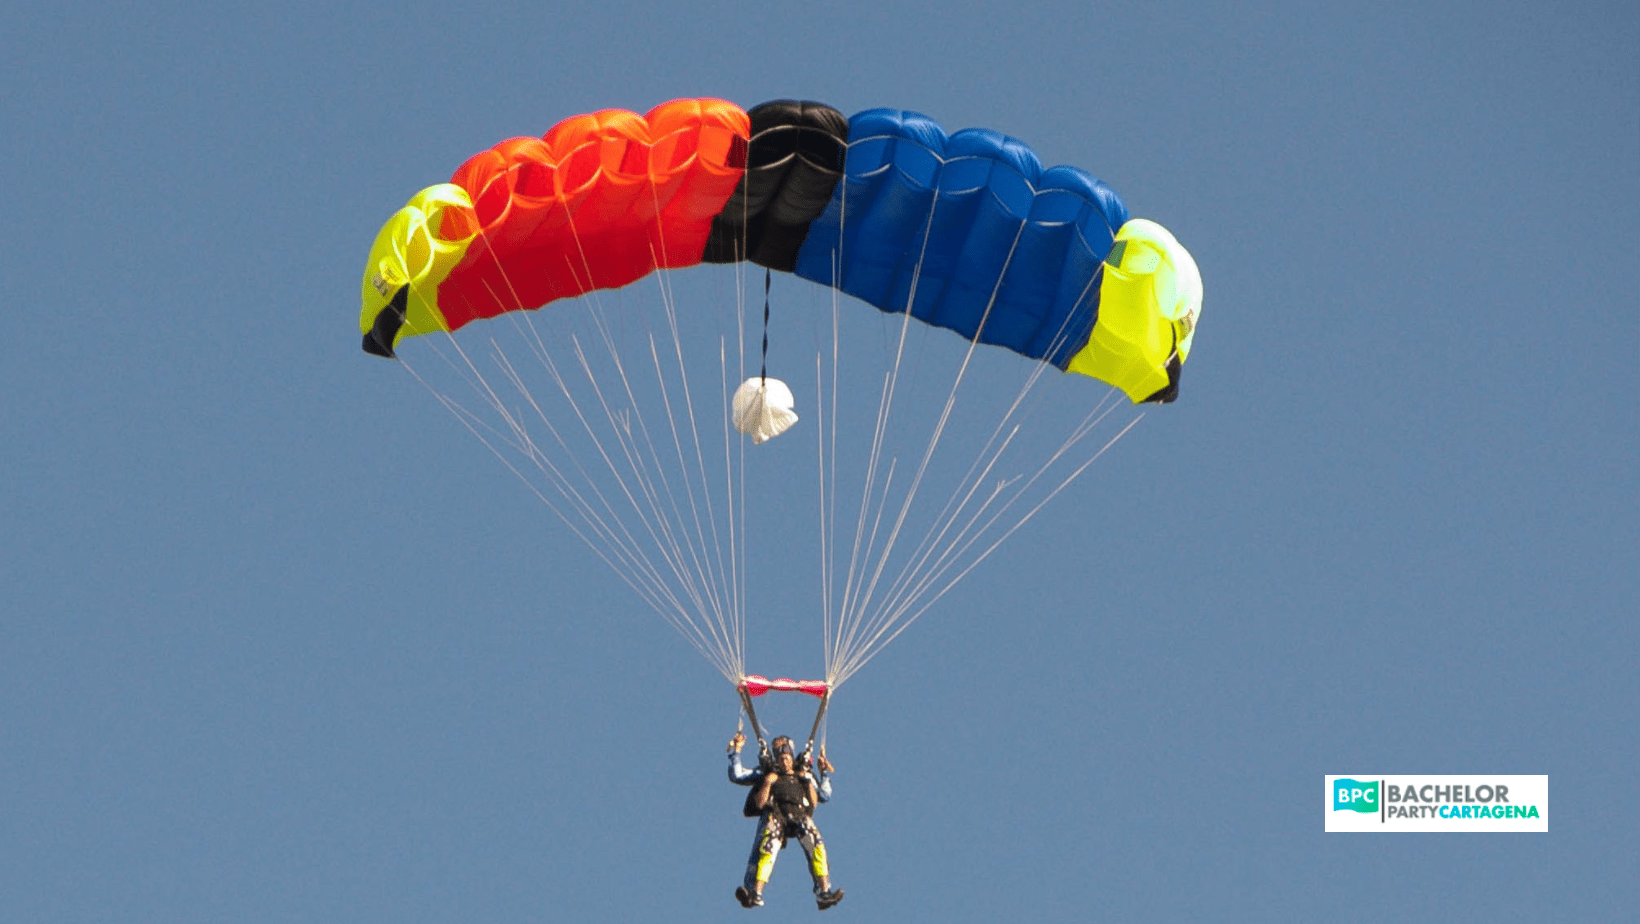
[{"x1": 816, "y1": 888, "x2": 844, "y2": 910}]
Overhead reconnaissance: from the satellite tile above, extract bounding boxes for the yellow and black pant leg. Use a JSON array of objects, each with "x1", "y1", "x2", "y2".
[
  {"x1": 791, "y1": 819, "x2": 829, "y2": 893},
  {"x1": 743, "y1": 812, "x2": 785, "y2": 891}
]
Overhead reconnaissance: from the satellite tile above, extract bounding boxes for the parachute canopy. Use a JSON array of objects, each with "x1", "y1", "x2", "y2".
[{"x1": 361, "y1": 98, "x2": 1201, "y2": 403}]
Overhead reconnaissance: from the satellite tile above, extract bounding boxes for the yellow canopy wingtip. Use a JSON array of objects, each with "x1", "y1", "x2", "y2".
[
  {"x1": 357, "y1": 184, "x2": 476, "y2": 352},
  {"x1": 1066, "y1": 218, "x2": 1202, "y2": 402}
]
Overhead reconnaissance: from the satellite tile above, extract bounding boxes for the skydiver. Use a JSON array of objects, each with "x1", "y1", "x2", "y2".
[{"x1": 727, "y1": 731, "x2": 844, "y2": 910}]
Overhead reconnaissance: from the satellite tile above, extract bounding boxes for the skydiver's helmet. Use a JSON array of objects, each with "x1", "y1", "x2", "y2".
[{"x1": 770, "y1": 736, "x2": 797, "y2": 770}]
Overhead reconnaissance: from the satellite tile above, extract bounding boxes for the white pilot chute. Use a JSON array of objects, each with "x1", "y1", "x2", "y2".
[{"x1": 731, "y1": 376, "x2": 798, "y2": 444}]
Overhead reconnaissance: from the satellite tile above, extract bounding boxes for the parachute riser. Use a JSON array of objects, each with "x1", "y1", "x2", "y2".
[
  {"x1": 738, "y1": 686, "x2": 769, "y2": 758},
  {"x1": 737, "y1": 674, "x2": 830, "y2": 763},
  {"x1": 802, "y1": 690, "x2": 831, "y2": 761}
]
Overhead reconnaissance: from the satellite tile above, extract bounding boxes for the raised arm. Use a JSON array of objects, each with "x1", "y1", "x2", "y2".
[
  {"x1": 727, "y1": 730, "x2": 761, "y2": 785},
  {"x1": 810, "y1": 751, "x2": 834, "y2": 802}
]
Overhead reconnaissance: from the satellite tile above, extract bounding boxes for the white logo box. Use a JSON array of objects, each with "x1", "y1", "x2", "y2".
[{"x1": 1324, "y1": 775, "x2": 1548, "y2": 832}]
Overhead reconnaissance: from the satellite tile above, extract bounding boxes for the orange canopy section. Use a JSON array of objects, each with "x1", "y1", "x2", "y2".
[{"x1": 434, "y1": 99, "x2": 750, "y2": 331}]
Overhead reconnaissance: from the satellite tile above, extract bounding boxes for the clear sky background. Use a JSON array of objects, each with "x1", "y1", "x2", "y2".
[{"x1": 3, "y1": 1, "x2": 1636, "y2": 921}]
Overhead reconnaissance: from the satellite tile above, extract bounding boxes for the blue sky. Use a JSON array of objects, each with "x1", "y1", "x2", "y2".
[{"x1": 2, "y1": 1, "x2": 1635, "y2": 921}]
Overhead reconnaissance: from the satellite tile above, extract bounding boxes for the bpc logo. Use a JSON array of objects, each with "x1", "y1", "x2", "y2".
[{"x1": 1333, "y1": 779, "x2": 1379, "y2": 814}]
